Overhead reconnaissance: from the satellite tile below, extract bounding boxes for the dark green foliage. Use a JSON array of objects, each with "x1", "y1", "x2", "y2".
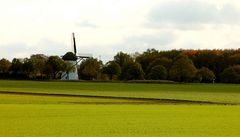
[
  {"x1": 102, "y1": 61, "x2": 121, "y2": 80},
  {"x1": 29, "y1": 54, "x2": 48, "y2": 78},
  {"x1": 228, "y1": 54, "x2": 240, "y2": 66},
  {"x1": 9, "y1": 58, "x2": 28, "y2": 79},
  {"x1": 128, "y1": 62, "x2": 145, "y2": 80},
  {"x1": 195, "y1": 67, "x2": 216, "y2": 83},
  {"x1": 220, "y1": 65, "x2": 240, "y2": 83},
  {"x1": 1, "y1": 49, "x2": 240, "y2": 82},
  {"x1": 45, "y1": 56, "x2": 67, "y2": 79},
  {"x1": 0, "y1": 58, "x2": 11, "y2": 73},
  {"x1": 62, "y1": 52, "x2": 77, "y2": 61},
  {"x1": 22, "y1": 58, "x2": 34, "y2": 77},
  {"x1": 146, "y1": 57, "x2": 172, "y2": 78},
  {"x1": 114, "y1": 52, "x2": 133, "y2": 67},
  {"x1": 169, "y1": 55, "x2": 197, "y2": 82},
  {"x1": 10, "y1": 58, "x2": 24, "y2": 73},
  {"x1": 0, "y1": 58, "x2": 11, "y2": 79},
  {"x1": 120, "y1": 61, "x2": 144, "y2": 80},
  {"x1": 78, "y1": 58, "x2": 102, "y2": 80},
  {"x1": 136, "y1": 49, "x2": 159, "y2": 73},
  {"x1": 147, "y1": 65, "x2": 168, "y2": 80}
]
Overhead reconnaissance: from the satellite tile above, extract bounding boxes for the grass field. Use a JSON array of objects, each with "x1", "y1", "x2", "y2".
[
  {"x1": 0, "y1": 80, "x2": 240, "y2": 137},
  {"x1": 0, "y1": 80, "x2": 239, "y2": 104},
  {"x1": 0, "y1": 104, "x2": 240, "y2": 137}
]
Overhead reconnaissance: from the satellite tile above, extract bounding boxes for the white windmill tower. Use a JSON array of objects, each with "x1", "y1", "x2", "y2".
[{"x1": 61, "y1": 33, "x2": 91, "y2": 80}]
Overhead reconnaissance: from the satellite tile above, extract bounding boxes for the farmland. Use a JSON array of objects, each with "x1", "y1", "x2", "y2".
[
  {"x1": 0, "y1": 80, "x2": 240, "y2": 137},
  {"x1": 0, "y1": 80, "x2": 239, "y2": 104}
]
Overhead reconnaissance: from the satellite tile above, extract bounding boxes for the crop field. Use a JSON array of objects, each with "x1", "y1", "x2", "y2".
[{"x1": 0, "y1": 80, "x2": 240, "y2": 137}]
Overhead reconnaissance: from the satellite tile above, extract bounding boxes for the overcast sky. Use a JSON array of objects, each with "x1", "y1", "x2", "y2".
[{"x1": 1, "y1": 0, "x2": 240, "y2": 62}]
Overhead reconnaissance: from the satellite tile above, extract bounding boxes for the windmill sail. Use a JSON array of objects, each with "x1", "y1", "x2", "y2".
[{"x1": 73, "y1": 33, "x2": 77, "y2": 55}]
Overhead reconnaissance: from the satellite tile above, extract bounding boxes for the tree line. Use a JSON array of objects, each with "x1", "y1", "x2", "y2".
[
  {"x1": 0, "y1": 49, "x2": 240, "y2": 83},
  {"x1": 0, "y1": 54, "x2": 72, "y2": 79}
]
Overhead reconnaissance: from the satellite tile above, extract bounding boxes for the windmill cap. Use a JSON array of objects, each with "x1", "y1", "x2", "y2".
[{"x1": 62, "y1": 52, "x2": 77, "y2": 61}]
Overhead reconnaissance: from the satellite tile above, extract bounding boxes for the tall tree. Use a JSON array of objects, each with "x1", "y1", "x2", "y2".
[
  {"x1": 45, "y1": 56, "x2": 67, "y2": 79},
  {"x1": 79, "y1": 58, "x2": 102, "y2": 80},
  {"x1": 0, "y1": 58, "x2": 11, "y2": 78},
  {"x1": 169, "y1": 55, "x2": 197, "y2": 82},
  {"x1": 147, "y1": 65, "x2": 168, "y2": 80},
  {"x1": 9, "y1": 58, "x2": 28, "y2": 79},
  {"x1": 136, "y1": 48, "x2": 159, "y2": 74},
  {"x1": 0, "y1": 58, "x2": 11, "y2": 73},
  {"x1": 29, "y1": 54, "x2": 48, "y2": 78},
  {"x1": 195, "y1": 67, "x2": 216, "y2": 83},
  {"x1": 146, "y1": 57, "x2": 172, "y2": 75},
  {"x1": 121, "y1": 61, "x2": 144, "y2": 80},
  {"x1": 22, "y1": 58, "x2": 34, "y2": 78},
  {"x1": 10, "y1": 58, "x2": 24, "y2": 73},
  {"x1": 220, "y1": 65, "x2": 240, "y2": 83},
  {"x1": 114, "y1": 52, "x2": 133, "y2": 68},
  {"x1": 102, "y1": 61, "x2": 121, "y2": 80}
]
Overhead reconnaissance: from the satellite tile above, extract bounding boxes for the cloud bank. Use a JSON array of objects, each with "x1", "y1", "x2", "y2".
[{"x1": 148, "y1": 1, "x2": 240, "y2": 29}]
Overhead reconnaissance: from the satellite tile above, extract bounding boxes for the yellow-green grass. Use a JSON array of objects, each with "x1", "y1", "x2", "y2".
[
  {"x1": 0, "y1": 80, "x2": 240, "y2": 137},
  {"x1": 0, "y1": 93, "x2": 155, "y2": 104},
  {"x1": 0, "y1": 80, "x2": 239, "y2": 104},
  {"x1": 0, "y1": 104, "x2": 240, "y2": 137}
]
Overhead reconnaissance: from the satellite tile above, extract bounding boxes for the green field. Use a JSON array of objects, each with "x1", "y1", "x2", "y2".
[
  {"x1": 0, "y1": 80, "x2": 240, "y2": 137},
  {"x1": 0, "y1": 80, "x2": 239, "y2": 104}
]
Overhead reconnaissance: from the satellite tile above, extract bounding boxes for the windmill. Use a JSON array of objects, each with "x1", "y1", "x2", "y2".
[{"x1": 61, "y1": 33, "x2": 91, "y2": 80}]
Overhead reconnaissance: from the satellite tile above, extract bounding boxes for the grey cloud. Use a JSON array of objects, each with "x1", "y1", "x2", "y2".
[
  {"x1": 0, "y1": 43, "x2": 30, "y2": 60},
  {"x1": 148, "y1": 1, "x2": 240, "y2": 29},
  {"x1": 124, "y1": 33, "x2": 175, "y2": 46},
  {"x1": 35, "y1": 38, "x2": 69, "y2": 56},
  {"x1": 74, "y1": 32, "x2": 177, "y2": 63},
  {"x1": 0, "y1": 39, "x2": 69, "y2": 60},
  {"x1": 114, "y1": 32, "x2": 176, "y2": 54}
]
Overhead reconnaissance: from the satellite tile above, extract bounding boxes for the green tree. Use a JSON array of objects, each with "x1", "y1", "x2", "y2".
[
  {"x1": 114, "y1": 52, "x2": 133, "y2": 68},
  {"x1": 9, "y1": 58, "x2": 28, "y2": 79},
  {"x1": 114, "y1": 52, "x2": 135, "y2": 80},
  {"x1": 79, "y1": 58, "x2": 101, "y2": 80},
  {"x1": 146, "y1": 57, "x2": 172, "y2": 75},
  {"x1": 136, "y1": 48, "x2": 159, "y2": 74},
  {"x1": 22, "y1": 58, "x2": 34, "y2": 78},
  {"x1": 195, "y1": 67, "x2": 216, "y2": 83},
  {"x1": 121, "y1": 61, "x2": 144, "y2": 80},
  {"x1": 228, "y1": 54, "x2": 240, "y2": 66},
  {"x1": 169, "y1": 55, "x2": 197, "y2": 82},
  {"x1": 0, "y1": 58, "x2": 11, "y2": 78},
  {"x1": 45, "y1": 56, "x2": 67, "y2": 79},
  {"x1": 220, "y1": 65, "x2": 240, "y2": 83},
  {"x1": 10, "y1": 58, "x2": 24, "y2": 73},
  {"x1": 0, "y1": 58, "x2": 11, "y2": 73},
  {"x1": 147, "y1": 65, "x2": 168, "y2": 80},
  {"x1": 102, "y1": 61, "x2": 121, "y2": 80},
  {"x1": 29, "y1": 54, "x2": 48, "y2": 78}
]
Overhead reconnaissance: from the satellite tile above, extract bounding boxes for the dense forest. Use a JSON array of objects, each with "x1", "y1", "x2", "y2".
[{"x1": 0, "y1": 49, "x2": 240, "y2": 83}]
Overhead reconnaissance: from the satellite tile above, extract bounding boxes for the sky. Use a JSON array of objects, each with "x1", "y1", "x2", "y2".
[{"x1": 1, "y1": 0, "x2": 240, "y2": 62}]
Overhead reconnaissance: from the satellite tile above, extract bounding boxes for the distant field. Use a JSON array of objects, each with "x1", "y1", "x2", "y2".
[
  {"x1": 0, "y1": 80, "x2": 239, "y2": 104},
  {"x1": 0, "y1": 80, "x2": 240, "y2": 137}
]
